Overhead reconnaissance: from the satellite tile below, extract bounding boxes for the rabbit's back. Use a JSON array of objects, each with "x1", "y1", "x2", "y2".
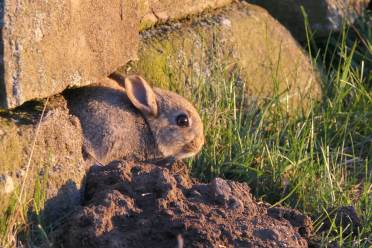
[{"x1": 65, "y1": 83, "x2": 157, "y2": 164}]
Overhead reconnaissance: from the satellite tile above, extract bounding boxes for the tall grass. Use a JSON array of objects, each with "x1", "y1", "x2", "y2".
[
  {"x1": 176, "y1": 10, "x2": 371, "y2": 248},
  {"x1": 0, "y1": 168, "x2": 50, "y2": 247},
  {"x1": 0, "y1": 104, "x2": 51, "y2": 247}
]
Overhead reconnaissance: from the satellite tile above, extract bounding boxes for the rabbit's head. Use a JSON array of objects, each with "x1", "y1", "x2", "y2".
[{"x1": 125, "y1": 75, "x2": 204, "y2": 160}]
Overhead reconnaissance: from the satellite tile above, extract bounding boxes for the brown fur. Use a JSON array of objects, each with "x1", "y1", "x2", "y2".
[{"x1": 65, "y1": 76, "x2": 204, "y2": 164}]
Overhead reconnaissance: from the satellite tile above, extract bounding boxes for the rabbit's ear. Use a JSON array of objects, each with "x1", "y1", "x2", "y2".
[{"x1": 125, "y1": 75, "x2": 158, "y2": 116}]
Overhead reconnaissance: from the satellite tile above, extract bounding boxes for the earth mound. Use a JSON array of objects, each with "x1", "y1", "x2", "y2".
[{"x1": 53, "y1": 160, "x2": 313, "y2": 247}]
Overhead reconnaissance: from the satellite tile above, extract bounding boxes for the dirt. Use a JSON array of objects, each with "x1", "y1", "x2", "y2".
[{"x1": 53, "y1": 160, "x2": 313, "y2": 248}]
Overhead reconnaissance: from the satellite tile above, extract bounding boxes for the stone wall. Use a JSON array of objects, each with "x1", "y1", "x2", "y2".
[
  {"x1": 0, "y1": 0, "x2": 139, "y2": 109},
  {"x1": 0, "y1": 0, "x2": 234, "y2": 109},
  {"x1": 0, "y1": 0, "x2": 368, "y2": 109},
  {"x1": 1, "y1": 0, "x2": 366, "y2": 108}
]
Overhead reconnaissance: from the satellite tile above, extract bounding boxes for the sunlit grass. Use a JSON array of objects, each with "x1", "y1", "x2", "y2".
[
  {"x1": 175, "y1": 10, "x2": 371, "y2": 247},
  {"x1": 0, "y1": 158, "x2": 51, "y2": 247}
]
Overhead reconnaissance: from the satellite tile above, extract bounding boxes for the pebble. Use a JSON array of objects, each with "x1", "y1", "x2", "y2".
[{"x1": 0, "y1": 175, "x2": 15, "y2": 194}]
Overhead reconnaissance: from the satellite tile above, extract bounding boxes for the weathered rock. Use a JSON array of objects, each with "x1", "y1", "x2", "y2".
[
  {"x1": 0, "y1": 0, "x2": 139, "y2": 109},
  {"x1": 0, "y1": 0, "x2": 242, "y2": 109},
  {"x1": 53, "y1": 160, "x2": 313, "y2": 247},
  {"x1": 139, "y1": 0, "x2": 233, "y2": 30},
  {"x1": 0, "y1": 175, "x2": 14, "y2": 194},
  {"x1": 319, "y1": 206, "x2": 362, "y2": 236},
  {"x1": 0, "y1": 96, "x2": 85, "y2": 222},
  {"x1": 246, "y1": 0, "x2": 370, "y2": 40},
  {"x1": 130, "y1": 2, "x2": 321, "y2": 114}
]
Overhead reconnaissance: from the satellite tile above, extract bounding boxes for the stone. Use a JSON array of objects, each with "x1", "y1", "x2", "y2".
[
  {"x1": 130, "y1": 2, "x2": 322, "y2": 114},
  {"x1": 139, "y1": 0, "x2": 233, "y2": 30},
  {"x1": 0, "y1": 0, "x2": 139, "y2": 109},
  {"x1": 0, "y1": 175, "x2": 14, "y2": 194},
  {"x1": 0, "y1": 0, "x2": 238, "y2": 109},
  {"x1": 319, "y1": 206, "x2": 362, "y2": 236},
  {"x1": 210, "y1": 177, "x2": 231, "y2": 204},
  {"x1": 0, "y1": 95, "x2": 85, "y2": 222},
  {"x1": 246, "y1": 0, "x2": 370, "y2": 40}
]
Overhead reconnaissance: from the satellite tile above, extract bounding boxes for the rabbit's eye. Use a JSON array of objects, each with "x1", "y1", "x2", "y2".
[{"x1": 176, "y1": 114, "x2": 189, "y2": 127}]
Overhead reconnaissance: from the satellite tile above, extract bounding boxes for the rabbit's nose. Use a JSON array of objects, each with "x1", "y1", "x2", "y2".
[{"x1": 184, "y1": 135, "x2": 204, "y2": 154}]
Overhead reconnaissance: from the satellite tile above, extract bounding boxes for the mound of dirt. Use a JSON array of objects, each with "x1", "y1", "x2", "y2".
[{"x1": 53, "y1": 160, "x2": 313, "y2": 248}]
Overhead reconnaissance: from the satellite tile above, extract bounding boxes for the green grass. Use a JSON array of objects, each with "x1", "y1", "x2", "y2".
[
  {"x1": 178, "y1": 10, "x2": 370, "y2": 248},
  {"x1": 1, "y1": 6, "x2": 371, "y2": 248},
  {"x1": 0, "y1": 157, "x2": 51, "y2": 247}
]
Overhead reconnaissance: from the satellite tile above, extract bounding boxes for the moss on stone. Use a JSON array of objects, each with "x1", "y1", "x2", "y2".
[
  {"x1": 131, "y1": 3, "x2": 321, "y2": 114},
  {"x1": 0, "y1": 96, "x2": 85, "y2": 223},
  {"x1": 138, "y1": 0, "x2": 234, "y2": 31},
  {"x1": 0, "y1": 119, "x2": 25, "y2": 173}
]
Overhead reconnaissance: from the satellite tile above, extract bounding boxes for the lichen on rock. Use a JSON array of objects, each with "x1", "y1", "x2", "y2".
[
  {"x1": 0, "y1": 96, "x2": 86, "y2": 222},
  {"x1": 129, "y1": 2, "x2": 322, "y2": 114}
]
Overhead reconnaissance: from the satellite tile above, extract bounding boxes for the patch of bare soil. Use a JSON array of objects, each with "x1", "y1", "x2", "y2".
[{"x1": 53, "y1": 160, "x2": 313, "y2": 248}]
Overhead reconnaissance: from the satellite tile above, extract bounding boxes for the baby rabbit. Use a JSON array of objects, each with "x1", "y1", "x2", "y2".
[{"x1": 65, "y1": 73, "x2": 204, "y2": 165}]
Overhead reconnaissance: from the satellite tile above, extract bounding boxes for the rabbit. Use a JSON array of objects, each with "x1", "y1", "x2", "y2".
[{"x1": 64, "y1": 73, "x2": 204, "y2": 165}]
